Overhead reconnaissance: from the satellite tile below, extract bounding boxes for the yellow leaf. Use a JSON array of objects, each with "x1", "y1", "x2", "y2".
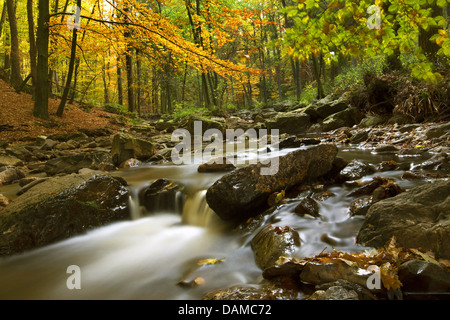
[
  {"x1": 380, "y1": 262, "x2": 402, "y2": 290},
  {"x1": 410, "y1": 248, "x2": 440, "y2": 266},
  {"x1": 197, "y1": 258, "x2": 225, "y2": 266}
]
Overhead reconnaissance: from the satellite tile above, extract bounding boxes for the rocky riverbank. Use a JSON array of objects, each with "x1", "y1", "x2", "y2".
[{"x1": 0, "y1": 94, "x2": 449, "y2": 300}]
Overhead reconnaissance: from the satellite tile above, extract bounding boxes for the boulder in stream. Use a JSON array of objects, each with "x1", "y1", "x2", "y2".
[
  {"x1": 206, "y1": 143, "x2": 338, "y2": 222},
  {"x1": 251, "y1": 225, "x2": 301, "y2": 270},
  {"x1": 0, "y1": 172, "x2": 130, "y2": 256},
  {"x1": 357, "y1": 179, "x2": 450, "y2": 259},
  {"x1": 111, "y1": 132, "x2": 155, "y2": 167}
]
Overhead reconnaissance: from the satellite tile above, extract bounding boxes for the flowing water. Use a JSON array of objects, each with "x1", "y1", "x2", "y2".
[{"x1": 0, "y1": 144, "x2": 433, "y2": 300}]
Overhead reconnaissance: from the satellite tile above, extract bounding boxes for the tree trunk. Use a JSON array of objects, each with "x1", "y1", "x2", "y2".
[
  {"x1": 125, "y1": 48, "x2": 134, "y2": 112},
  {"x1": 56, "y1": 0, "x2": 81, "y2": 117},
  {"x1": 102, "y1": 57, "x2": 109, "y2": 105},
  {"x1": 312, "y1": 52, "x2": 325, "y2": 99},
  {"x1": 419, "y1": 3, "x2": 443, "y2": 65},
  {"x1": 6, "y1": 0, "x2": 22, "y2": 89},
  {"x1": 27, "y1": 0, "x2": 37, "y2": 91},
  {"x1": 0, "y1": 1, "x2": 7, "y2": 42},
  {"x1": 33, "y1": 0, "x2": 49, "y2": 120},
  {"x1": 117, "y1": 57, "x2": 123, "y2": 105}
]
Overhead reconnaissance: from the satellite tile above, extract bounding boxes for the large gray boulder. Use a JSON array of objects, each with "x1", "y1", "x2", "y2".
[
  {"x1": 111, "y1": 132, "x2": 155, "y2": 166},
  {"x1": 0, "y1": 173, "x2": 130, "y2": 256},
  {"x1": 322, "y1": 108, "x2": 357, "y2": 132},
  {"x1": 206, "y1": 143, "x2": 338, "y2": 222},
  {"x1": 265, "y1": 112, "x2": 311, "y2": 135},
  {"x1": 357, "y1": 180, "x2": 450, "y2": 259}
]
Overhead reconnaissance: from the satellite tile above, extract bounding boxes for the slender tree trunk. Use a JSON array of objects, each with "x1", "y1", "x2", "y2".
[
  {"x1": 27, "y1": 0, "x2": 37, "y2": 90},
  {"x1": 0, "y1": 1, "x2": 7, "y2": 41},
  {"x1": 136, "y1": 49, "x2": 142, "y2": 115},
  {"x1": 33, "y1": 0, "x2": 49, "y2": 119},
  {"x1": 102, "y1": 57, "x2": 109, "y2": 105},
  {"x1": 6, "y1": 0, "x2": 22, "y2": 89},
  {"x1": 125, "y1": 47, "x2": 134, "y2": 112},
  {"x1": 117, "y1": 57, "x2": 123, "y2": 105},
  {"x1": 312, "y1": 52, "x2": 325, "y2": 99},
  {"x1": 56, "y1": 0, "x2": 81, "y2": 117}
]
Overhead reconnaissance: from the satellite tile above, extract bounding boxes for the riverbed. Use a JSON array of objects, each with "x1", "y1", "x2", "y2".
[{"x1": 0, "y1": 144, "x2": 436, "y2": 299}]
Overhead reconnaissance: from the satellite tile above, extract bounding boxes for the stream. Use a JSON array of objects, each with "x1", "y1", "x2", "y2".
[{"x1": 0, "y1": 144, "x2": 433, "y2": 300}]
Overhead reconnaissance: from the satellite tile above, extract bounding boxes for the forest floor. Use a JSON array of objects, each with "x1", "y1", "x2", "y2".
[{"x1": 0, "y1": 79, "x2": 127, "y2": 142}]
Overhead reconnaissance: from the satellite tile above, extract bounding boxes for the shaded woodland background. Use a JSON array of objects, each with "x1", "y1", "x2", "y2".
[{"x1": 0, "y1": 0, "x2": 449, "y2": 122}]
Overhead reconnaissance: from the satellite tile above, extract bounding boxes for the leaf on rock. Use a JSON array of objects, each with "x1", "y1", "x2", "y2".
[{"x1": 380, "y1": 262, "x2": 402, "y2": 291}]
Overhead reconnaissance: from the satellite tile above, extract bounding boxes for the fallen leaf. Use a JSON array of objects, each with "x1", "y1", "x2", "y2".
[{"x1": 197, "y1": 258, "x2": 225, "y2": 266}]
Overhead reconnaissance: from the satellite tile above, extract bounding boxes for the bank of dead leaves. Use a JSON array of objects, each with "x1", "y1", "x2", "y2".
[
  {"x1": 277, "y1": 236, "x2": 449, "y2": 292},
  {"x1": 0, "y1": 80, "x2": 126, "y2": 142}
]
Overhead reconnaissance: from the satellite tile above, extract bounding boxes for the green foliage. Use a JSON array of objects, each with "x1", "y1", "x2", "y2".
[
  {"x1": 281, "y1": 0, "x2": 450, "y2": 86},
  {"x1": 299, "y1": 83, "x2": 317, "y2": 105},
  {"x1": 172, "y1": 103, "x2": 210, "y2": 120},
  {"x1": 334, "y1": 56, "x2": 386, "y2": 93},
  {"x1": 103, "y1": 103, "x2": 128, "y2": 115}
]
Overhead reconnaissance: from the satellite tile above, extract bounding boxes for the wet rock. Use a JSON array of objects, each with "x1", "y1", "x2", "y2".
[
  {"x1": 347, "y1": 178, "x2": 385, "y2": 197},
  {"x1": 251, "y1": 225, "x2": 300, "y2": 270},
  {"x1": 40, "y1": 139, "x2": 58, "y2": 151},
  {"x1": 418, "y1": 152, "x2": 449, "y2": 171},
  {"x1": 315, "y1": 280, "x2": 377, "y2": 300},
  {"x1": 139, "y1": 178, "x2": 184, "y2": 214},
  {"x1": 119, "y1": 158, "x2": 141, "y2": 168},
  {"x1": 203, "y1": 285, "x2": 281, "y2": 300},
  {"x1": 206, "y1": 144, "x2": 338, "y2": 222},
  {"x1": 0, "y1": 173, "x2": 130, "y2": 256},
  {"x1": 44, "y1": 151, "x2": 112, "y2": 176},
  {"x1": 401, "y1": 171, "x2": 427, "y2": 180},
  {"x1": 299, "y1": 262, "x2": 369, "y2": 288},
  {"x1": 16, "y1": 177, "x2": 49, "y2": 196},
  {"x1": 265, "y1": 112, "x2": 311, "y2": 135},
  {"x1": 0, "y1": 167, "x2": 25, "y2": 185},
  {"x1": 111, "y1": 132, "x2": 155, "y2": 167},
  {"x1": 398, "y1": 259, "x2": 450, "y2": 292},
  {"x1": 378, "y1": 160, "x2": 399, "y2": 171},
  {"x1": 349, "y1": 196, "x2": 373, "y2": 217},
  {"x1": 338, "y1": 160, "x2": 376, "y2": 181},
  {"x1": 349, "y1": 130, "x2": 369, "y2": 144},
  {"x1": 277, "y1": 136, "x2": 302, "y2": 149},
  {"x1": 198, "y1": 157, "x2": 236, "y2": 173},
  {"x1": 149, "y1": 148, "x2": 173, "y2": 162},
  {"x1": 322, "y1": 108, "x2": 357, "y2": 132},
  {"x1": 18, "y1": 177, "x2": 42, "y2": 187},
  {"x1": 308, "y1": 286, "x2": 359, "y2": 300},
  {"x1": 262, "y1": 258, "x2": 305, "y2": 280},
  {"x1": 0, "y1": 155, "x2": 23, "y2": 167},
  {"x1": 0, "y1": 194, "x2": 9, "y2": 210},
  {"x1": 374, "y1": 144, "x2": 399, "y2": 153},
  {"x1": 398, "y1": 124, "x2": 420, "y2": 133},
  {"x1": 5, "y1": 145, "x2": 34, "y2": 162},
  {"x1": 425, "y1": 122, "x2": 450, "y2": 139},
  {"x1": 294, "y1": 197, "x2": 320, "y2": 218},
  {"x1": 357, "y1": 179, "x2": 450, "y2": 259}
]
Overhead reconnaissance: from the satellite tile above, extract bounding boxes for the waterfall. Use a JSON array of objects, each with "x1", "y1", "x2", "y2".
[
  {"x1": 128, "y1": 184, "x2": 218, "y2": 228},
  {"x1": 181, "y1": 190, "x2": 217, "y2": 227}
]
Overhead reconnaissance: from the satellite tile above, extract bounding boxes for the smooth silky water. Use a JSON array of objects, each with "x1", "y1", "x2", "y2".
[{"x1": 0, "y1": 143, "x2": 432, "y2": 299}]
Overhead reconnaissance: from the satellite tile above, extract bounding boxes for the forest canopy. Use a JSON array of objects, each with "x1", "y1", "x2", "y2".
[{"x1": 0, "y1": 0, "x2": 448, "y2": 119}]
